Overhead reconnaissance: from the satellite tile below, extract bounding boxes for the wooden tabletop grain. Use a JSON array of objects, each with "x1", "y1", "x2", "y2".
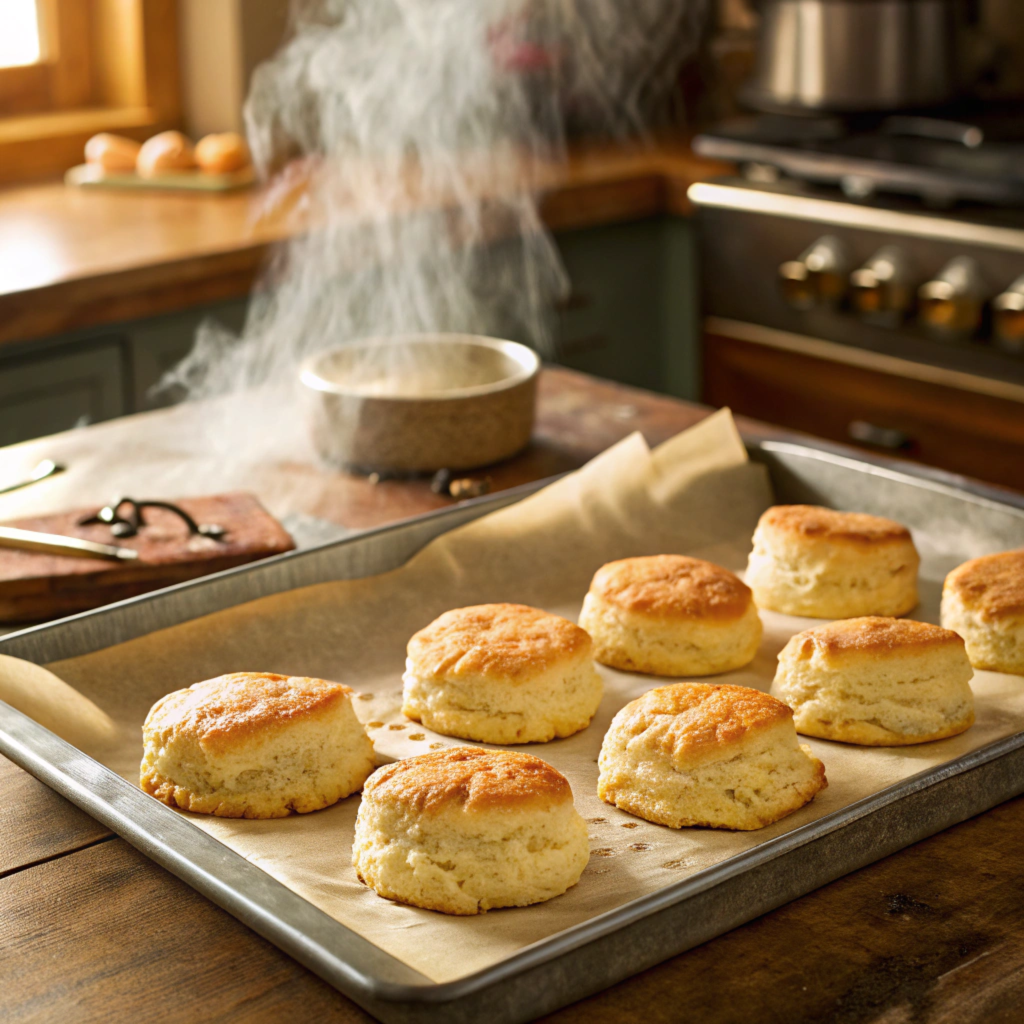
[
  {"x1": 2, "y1": 369, "x2": 1022, "y2": 1024},
  {"x1": 0, "y1": 141, "x2": 730, "y2": 348}
]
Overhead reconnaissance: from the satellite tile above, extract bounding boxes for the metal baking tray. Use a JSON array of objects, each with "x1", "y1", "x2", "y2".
[{"x1": 2, "y1": 436, "x2": 1023, "y2": 1024}]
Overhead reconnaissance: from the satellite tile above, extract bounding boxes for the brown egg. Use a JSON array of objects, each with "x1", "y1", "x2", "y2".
[
  {"x1": 195, "y1": 132, "x2": 251, "y2": 174},
  {"x1": 84, "y1": 133, "x2": 142, "y2": 172},
  {"x1": 136, "y1": 131, "x2": 196, "y2": 178}
]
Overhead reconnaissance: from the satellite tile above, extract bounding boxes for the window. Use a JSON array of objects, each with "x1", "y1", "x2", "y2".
[
  {"x1": 0, "y1": 0, "x2": 42, "y2": 69},
  {"x1": 0, "y1": 0, "x2": 181, "y2": 185},
  {"x1": 0, "y1": 1, "x2": 93, "y2": 119}
]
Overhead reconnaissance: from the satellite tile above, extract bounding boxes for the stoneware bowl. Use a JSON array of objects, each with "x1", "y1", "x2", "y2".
[{"x1": 300, "y1": 333, "x2": 540, "y2": 473}]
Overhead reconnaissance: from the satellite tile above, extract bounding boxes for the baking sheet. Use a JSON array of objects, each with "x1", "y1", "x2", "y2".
[{"x1": 12, "y1": 409, "x2": 1024, "y2": 986}]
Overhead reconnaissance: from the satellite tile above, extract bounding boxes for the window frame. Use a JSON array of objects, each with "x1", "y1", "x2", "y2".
[
  {"x1": 0, "y1": 0, "x2": 180, "y2": 185},
  {"x1": 0, "y1": 2, "x2": 93, "y2": 117}
]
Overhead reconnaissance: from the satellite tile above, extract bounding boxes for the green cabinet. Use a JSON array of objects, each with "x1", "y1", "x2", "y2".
[
  {"x1": 0, "y1": 340, "x2": 126, "y2": 447},
  {"x1": 128, "y1": 299, "x2": 249, "y2": 411},
  {"x1": 554, "y1": 217, "x2": 699, "y2": 401},
  {"x1": 0, "y1": 299, "x2": 249, "y2": 447},
  {"x1": 0, "y1": 218, "x2": 699, "y2": 447}
]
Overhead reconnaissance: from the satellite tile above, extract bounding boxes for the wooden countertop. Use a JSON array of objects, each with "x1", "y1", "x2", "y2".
[
  {"x1": 0, "y1": 141, "x2": 730, "y2": 348},
  {"x1": 2, "y1": 368, "x2": 1022, "y2": 1023}
]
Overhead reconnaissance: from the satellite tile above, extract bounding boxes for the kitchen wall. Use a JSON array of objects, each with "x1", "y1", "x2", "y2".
[
  {"x1": 177, "y1": 0, "x2": 290, "y2": 137},
  {"x1": 179, "y1": 0, "x2": 1024, "y2": 141}
]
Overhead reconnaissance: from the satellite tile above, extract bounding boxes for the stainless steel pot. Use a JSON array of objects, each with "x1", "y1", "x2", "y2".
[{"x1": 747, "y1": 0, "x2": 960, "y2": 113}]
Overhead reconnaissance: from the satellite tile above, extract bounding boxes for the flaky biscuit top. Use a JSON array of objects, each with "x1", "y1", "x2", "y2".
[
  {"x1": 608, "y1": 683, "x2": 792, "y2": 762},
  {"x1": 143, "y1": 672, "x2": 354, "y2": 756},
  {"x1": 782, "y1": 617, "x2": 965, "y2": 662},
  {"x1": 587, "y1": 555, "x2": 752, "y2": 622},
  {"x1": 362, "y1": 747, "x2": 573, "y2": 815},
  {"x1": 944, "y1": 550, "x2": 1024, "y2": 621},
  {"x1": 407, "y1": 603, "x2": 592, "y2": 681},
  {"x1": 757, "y1": 505, "x2": 914, "y2": 547}
]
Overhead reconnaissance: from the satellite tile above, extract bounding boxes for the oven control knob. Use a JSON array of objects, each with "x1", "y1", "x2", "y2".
[
  {"x1": 918, "y1": 257, "x2": 985, "y2": 339},
  {"x1": 993, "y1": 274, "x2": 1024, "y2": 355},
  {"x1": 778, "y1": 235, "x2": 850, "y2": 310},
  {"x1": 778, "y1": 259, "x2": 815, "y2": 310},
  {"x1": 849, "y1": 246, "x2": 913, "y2": 325}
]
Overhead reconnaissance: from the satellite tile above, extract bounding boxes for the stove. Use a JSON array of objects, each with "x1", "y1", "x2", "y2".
[
  {"x1": 686, "y1": 118, "x2": 1024, "y2": 486},
  {"x1": 693, "y1": 107, "x2": 1024, "y2": 208},
  {"x1": 690, "y1": 106, "x2": 1024, "y2": 377}
]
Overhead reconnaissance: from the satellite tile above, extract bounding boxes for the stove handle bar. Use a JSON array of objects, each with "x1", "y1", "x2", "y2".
[{"x1": 880, "y1": 116, "x2": 984, "y2": 150}]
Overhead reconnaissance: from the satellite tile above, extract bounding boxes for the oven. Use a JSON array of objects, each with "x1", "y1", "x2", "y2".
[{"x1": 688, "y1": 177, "x2": 1024, "y2": 490}]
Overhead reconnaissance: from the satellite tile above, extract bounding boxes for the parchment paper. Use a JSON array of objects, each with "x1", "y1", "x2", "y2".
[{"x1": 20, "y1": 410, "x2": 1024, "y2": 985}]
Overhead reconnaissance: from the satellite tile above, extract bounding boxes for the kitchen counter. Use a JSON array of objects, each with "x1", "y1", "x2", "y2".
[
  {"x1": 2, "y1": 368, "x2": 1023, "y2": 1023},
  {"x1": 0, "y1": 140, "x2": 729, "y2": 348}
]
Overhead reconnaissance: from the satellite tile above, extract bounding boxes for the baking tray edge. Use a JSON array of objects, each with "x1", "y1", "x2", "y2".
[
  {"x1": 2, "y1": 435, "x2": 1023, "y2": 1022},
  {"x1": 2, "y1": 695, "x2": 1022, "y2": 1024}
]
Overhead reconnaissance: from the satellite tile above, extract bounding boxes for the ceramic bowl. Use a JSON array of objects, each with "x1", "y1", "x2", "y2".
[{"x1": 300, "y1": 333, "x2": 540, "y2": 473}]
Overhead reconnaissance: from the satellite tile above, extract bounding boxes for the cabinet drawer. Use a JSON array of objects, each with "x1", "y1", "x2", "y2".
[
  {"x1": 0, "y1": 342, "x2": 125, "y2": 447},
  {"x1": 703, "y1": 332, "x2": 1024, "y2": 490}
]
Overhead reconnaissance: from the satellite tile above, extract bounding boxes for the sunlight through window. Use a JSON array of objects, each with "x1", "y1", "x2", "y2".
[{"x1": 0, "y1": 0, "x2": 42, "y2": 70}]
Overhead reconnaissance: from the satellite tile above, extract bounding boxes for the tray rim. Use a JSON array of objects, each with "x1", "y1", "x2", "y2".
[
  {"x1": 2, "y1": 432, "x2": 1023, "y2": 1012},
  {"x1": 4, "y1": 693, "x2": 1022, "y2": 1007}
]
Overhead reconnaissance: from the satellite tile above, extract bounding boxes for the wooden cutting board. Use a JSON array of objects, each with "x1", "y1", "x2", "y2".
[
  {"x1": 64, "y1": 163, "x2": 255, "y2": 192},
  {"x1": 0, "y1": 493, "x2": 294, "y2": 623}
]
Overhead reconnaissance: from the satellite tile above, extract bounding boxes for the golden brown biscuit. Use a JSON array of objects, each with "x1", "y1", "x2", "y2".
[
  {"x1": 140, "y1": 672, "x2": 374, "y2": 818},
  {"x1": 403, "y1": 603, "x2": 602, "y2": 743},
  {"x1": 578, "y1": 555, "x2": 762, "y2": 676},
  {"x1": 195, "y1": 132, "x2": 251, "y2": 173},
  {"x1": 746, "y1": 505, "x2": 920, "y2": 617},
  {"x1": 84, "y1": 133, "x2": 142, "y2": 171},
  {"x1": 352, "y1": 748, "x2": 589, "y2": 915},
  {"x1": 772, "y1": 617, "x2": 975, "y2": 745},
  {"x1": 136, "y1": 130, "x2": 196, "y2": 177},
  {"x1": 941, "y1": 549, "x2": 1024, "y2": 675},
  {"x1": 598, "y1": 683, "x2": 826, "y2": 830}
]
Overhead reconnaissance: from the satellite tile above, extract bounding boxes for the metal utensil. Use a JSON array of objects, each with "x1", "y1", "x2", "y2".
[
  {"x1": 0, "y1": 459, "x2": 66, "y2": 496},
  {"x1": 0, "y1": 526, "x2": 138, "y2": 562},
  {"x1": 79, "y1": 497, "x2": 227, "y2": 540}
]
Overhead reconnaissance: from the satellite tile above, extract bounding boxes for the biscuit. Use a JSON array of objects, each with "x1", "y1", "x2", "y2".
[
  {"x1": 597, "y1": 683, "x2": 826, "y2": 830},
  {"x1": 352, "y1": 747, "x2": 589, "y2": 915},
  {"x1": 771, "y1": 617, "x2": 975, "y2": 745},
  {"x1": 84, "y1": 132, "x2": 141, "y2": 171},
  {"x1": 195, "y1": 132, "x2": 251, "y2": 174},
  {"x1": 403, "y1": 604, "x2": 603, "y2": 743},
  {"x1": 746, "y1": 505, "x2": 919, "y2": 618},
  {"x1": 136, "y1": 130, "x2": 196, "y2": 177},
  {"x1": 140, "y1": 672, "x2": 375, "y2": 818},
  {"x1": 578, "y1": 555, "x2": 762, "y2": 676},
  {"x1": 941, "y1": 549, "x2": 1024, "y2": 675}
]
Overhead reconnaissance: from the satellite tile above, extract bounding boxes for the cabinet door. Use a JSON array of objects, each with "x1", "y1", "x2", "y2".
[
  {"x1": 129, "y1": 299, "x2": 250, "y2": 410},
  {"x1": 0, "y1": 342, "x2": 126, "y2": 446},
  {"x1": 554, "y1": 218, "x2": 699, "y2": 400},
  {"x1": 555, "y1": 220, "x2": 663, "y2": 391}
]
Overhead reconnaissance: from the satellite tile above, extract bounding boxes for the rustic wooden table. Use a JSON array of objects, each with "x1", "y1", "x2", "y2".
[{"x1": 2, "y1": 368, "x2": 1022, "y2": 1023}]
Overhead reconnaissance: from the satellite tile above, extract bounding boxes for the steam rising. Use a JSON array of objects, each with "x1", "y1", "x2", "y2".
[{"x1": 164, "y1": 0, "x2": 708, "y2": 464}]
